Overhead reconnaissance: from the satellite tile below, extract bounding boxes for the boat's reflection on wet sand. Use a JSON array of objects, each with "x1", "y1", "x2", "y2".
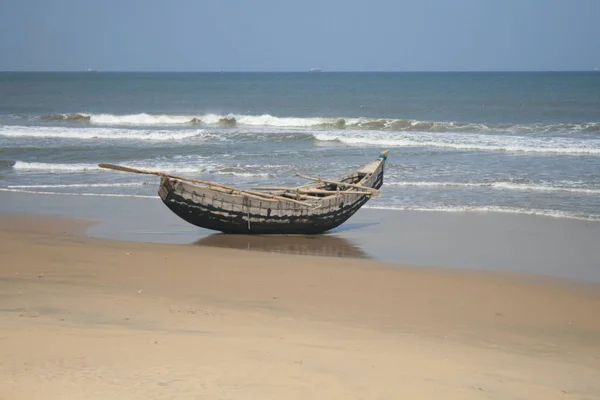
[{"x1": 194, "y1": 233, "x2": 369, "y2": 259}]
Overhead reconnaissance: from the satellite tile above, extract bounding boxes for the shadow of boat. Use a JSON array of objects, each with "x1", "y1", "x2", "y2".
[{"x1": 194, "y1": 234, "x2": 369, "y2": 259}]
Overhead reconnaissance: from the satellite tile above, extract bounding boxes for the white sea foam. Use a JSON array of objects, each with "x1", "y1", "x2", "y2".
[
  {"x1": 89, "y1": 113, "x2": 193, "y2": 125},
  {"x1": 7, "y1": 182, "x2": 150, "y2": 189},
  {"x1": 364, "y1": 204, "x2": 600, "y2": 222},
  {"x1": 12, "y1": 160, "x2": 192, "y2": 174},
  {"x1": 385, "y1": 181, "x2": 600, "y2": 194},
  {"x1": 386, "y1": 181, "x2": 481, "y2": 188},
  {"x1": 9, "y1": 159, "x2": 274, "y2": 178},
  {"x1": 83, "y1": 113, "x2": 329, "y2": 127},
  {"x1": 216, "y1": 171, "x2": 271, "y2": 177},
  {"x1": 0, "y1": 125, "x2": 206, "y2": 141},
  {"x1": 232, "y1": 114, "x2": 326, "y2": 127},
  {"x1": 12, "y1": 161, "x2": 102, "y2": 172},
  {"x1": 490, "y1": 182, "x2": 600, "y2": 194},
  {"x1": 0, "y1": 187, "x2": 157, "y2": 199},
  {"x1": 313, "y1": 131, "x2": 600, "y2": 155}
]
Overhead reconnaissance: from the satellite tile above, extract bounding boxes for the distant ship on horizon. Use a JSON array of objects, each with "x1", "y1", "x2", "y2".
[{"x1": 309, "y1": 68, "x2": 323, "y2": 73}]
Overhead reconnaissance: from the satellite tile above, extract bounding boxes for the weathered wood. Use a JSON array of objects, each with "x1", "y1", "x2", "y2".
[
  {"x1": 251, "y1": 187, "x2": 378, "y2": 196},
  {"x1": 293, "y1": 173, "x2": 382, "y2": 195},
  {"x1": 98, "y1": 163, "x2": 312, "y2": 207},
  {"x1": 101, "y1": 150, "x2": 389, "y2": 234},
  {"x1": 252, "y1": 186, "x2": 311, "y2": 191},
  {"x1": 210, "y1": 186, "x2": 313, "y2": 207}
]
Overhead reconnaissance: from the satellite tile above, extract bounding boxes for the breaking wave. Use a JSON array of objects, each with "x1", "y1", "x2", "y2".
[
  {"x1": 91, "y1": 113, "x2": 194, "y2": 125},
  {"x1": 33, "y1": 113, "x2": 600, "y2": 134},
  {"x1": 38, "y1": 113, "x2": 330, "y2": 127}
]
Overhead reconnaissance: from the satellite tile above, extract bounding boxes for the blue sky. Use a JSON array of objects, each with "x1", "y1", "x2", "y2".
[{"x1": 1, "y1": 0, "x2": 599, "y2": 71}]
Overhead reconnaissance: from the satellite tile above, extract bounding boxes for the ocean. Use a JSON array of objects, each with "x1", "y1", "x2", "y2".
[{"x1": 1, "y1": 72, "x2": 599, "y2": 222}]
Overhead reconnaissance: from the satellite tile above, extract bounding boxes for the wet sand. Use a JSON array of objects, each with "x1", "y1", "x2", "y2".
[
  {"x1": 2, "y1": 191, "x2": 600, "y2": 282},
  {"x1": 1, "y1": 213, "x2": 600, "y2": 399}
]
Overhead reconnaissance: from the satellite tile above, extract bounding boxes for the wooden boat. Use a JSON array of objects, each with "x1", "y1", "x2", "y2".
[{"x1": 99, "y1": 150, "x2": 388, "y2": 234}]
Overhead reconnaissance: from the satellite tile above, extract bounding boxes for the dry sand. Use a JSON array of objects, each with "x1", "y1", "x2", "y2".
[{"x1": 1, "y1": 213, "x2": 599, "y2": 399}]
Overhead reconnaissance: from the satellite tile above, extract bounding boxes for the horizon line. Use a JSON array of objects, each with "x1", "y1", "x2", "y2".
[
  {"x1": 0, "y1": 68, "x2": 600, "y2": 75},
  {"x1": 1, "y1": 69, "x2": 599, "y2": 73}
]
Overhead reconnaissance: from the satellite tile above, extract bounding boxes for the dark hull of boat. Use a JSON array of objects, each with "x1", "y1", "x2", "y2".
[{"x1": 159, "y1": 170, "x2": 383, "y2": 234}]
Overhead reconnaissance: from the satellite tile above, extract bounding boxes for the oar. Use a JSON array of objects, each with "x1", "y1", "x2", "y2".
[{"x1": 98, "y1": 163, "x2": 313, "y2": 207}]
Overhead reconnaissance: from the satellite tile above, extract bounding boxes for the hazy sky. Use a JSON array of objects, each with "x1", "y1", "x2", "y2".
[{"x1": 1, "y1": 0, "x2": 599, "y2": 71}]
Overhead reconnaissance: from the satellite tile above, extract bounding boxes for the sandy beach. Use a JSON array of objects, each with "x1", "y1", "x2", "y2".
[
  {"x1": 2, "y1": 4, "x2": 600, "y2": 398},
  {"x1": 1, "y1": 213, "x2": 599, "y2": 399}
]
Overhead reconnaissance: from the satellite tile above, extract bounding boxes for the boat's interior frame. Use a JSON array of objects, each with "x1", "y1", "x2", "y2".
[{"x1": 277, "y1": 171, "x2": 370, "y2": 200}]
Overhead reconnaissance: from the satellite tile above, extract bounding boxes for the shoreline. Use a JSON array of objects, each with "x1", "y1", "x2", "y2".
[
  {"x1": 1, "y1": 213, "x2": 599, "y2": 399},
  {"x1": 1, "y1": 190, "x2": 599, "y2": 282}
]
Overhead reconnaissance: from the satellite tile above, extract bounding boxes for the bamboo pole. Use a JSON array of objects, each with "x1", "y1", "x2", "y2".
[
  {"x1": 252, "y1": 187, "x2": 308, "y2": 191},
  {"x1": 205, "y1": 184, "x2": 313, "y2": 206},
  {"x1": 293, "y1": 173, "x2": 382, "y2": 195},
  {"x1": 251, "y1": 187, "x2": 377, "y2": 196},
  {"x1": 98, "y1": 163, "x2": 313, "y2": 207},
  {"x1": 313, "y1": 189, "x2": 375, "y2": 196},
  {"x1": 304, "y1": 188, "x2": 380, "y2": 197}
]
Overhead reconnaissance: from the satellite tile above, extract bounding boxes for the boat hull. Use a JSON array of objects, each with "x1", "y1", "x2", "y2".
[{"x1": 158, "y1": 155, "x2": 385, "y2": 234}]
